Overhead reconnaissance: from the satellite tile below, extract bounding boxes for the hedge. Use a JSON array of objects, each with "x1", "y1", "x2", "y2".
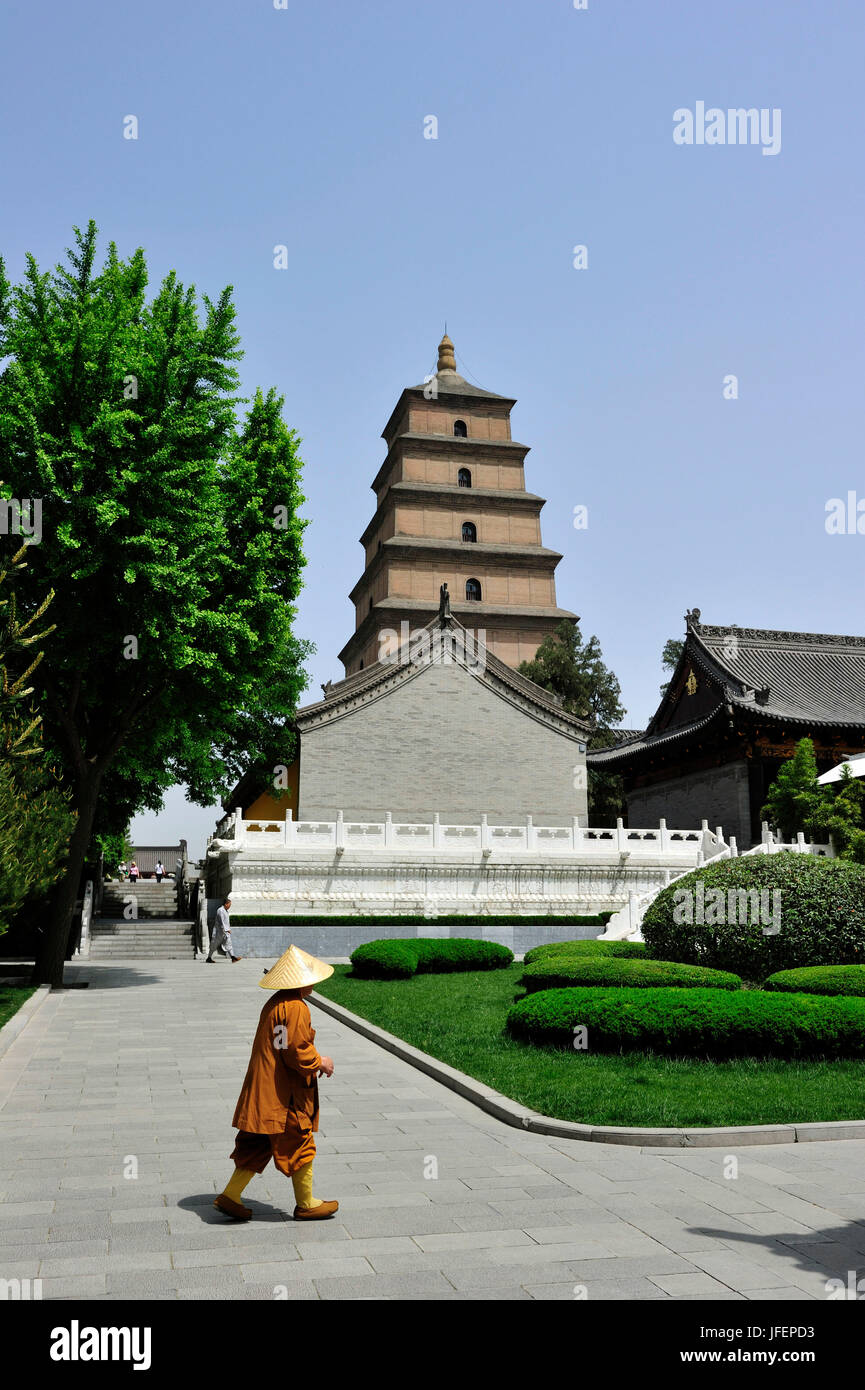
[
  {"x1": 350, "y1": 937, "x2": 514, "y2": 979},
  {"x1": 520, "y1": 958, "x2": 741, "y2": 994},
  {"x1": 506, "y1": 986, "x2": 865, "y2": 1058},
  {"x1": 523, "y1": 940, "x2": 647, "y2": 966},
  {"x1": 764, "y1": 965, "x2": 865, "y2": 998},
  {"x1": 641, "y1": 853, "x2": 865, "y2": 978}
]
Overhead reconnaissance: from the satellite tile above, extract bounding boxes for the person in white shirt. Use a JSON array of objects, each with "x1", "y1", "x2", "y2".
[
  {"x1": 154, "y1": 859, "x2": 165, "y2": 883},
  {"x1": 206, "y1": 897, "x2": 242, "y2": 963}
]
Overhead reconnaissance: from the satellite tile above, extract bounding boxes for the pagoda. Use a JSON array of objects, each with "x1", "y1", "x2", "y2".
[{"x1": 338, "y1": 333, "x2": 576, "y2": 675}]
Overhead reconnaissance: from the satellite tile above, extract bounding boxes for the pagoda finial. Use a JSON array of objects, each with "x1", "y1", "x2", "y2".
[{"x1": 437, "y1": 332, "x2": 456, "y2": 374}]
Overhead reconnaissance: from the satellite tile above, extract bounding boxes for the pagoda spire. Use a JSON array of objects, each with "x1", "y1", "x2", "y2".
[{"x1": 437, "y1": 332, "x2": 457, "y2": 374}]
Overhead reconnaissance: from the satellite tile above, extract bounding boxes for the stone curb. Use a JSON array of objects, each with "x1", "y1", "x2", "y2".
[
  {"x1": 0, "y1": 984, "x2": 52, "y2": 1062},
  {"x1": 310, "y1": 991, "x2": 865, "y2": 1149}
]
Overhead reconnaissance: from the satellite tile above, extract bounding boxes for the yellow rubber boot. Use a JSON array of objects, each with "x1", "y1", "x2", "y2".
[{"x1": 291, "y1": 1161, "x2": 322, "y2": 1211}]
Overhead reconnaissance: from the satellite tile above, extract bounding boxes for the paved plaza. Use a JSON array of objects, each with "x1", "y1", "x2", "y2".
[{"x1": 1, "y1": 960, "x2": 865, "y2": 1301}]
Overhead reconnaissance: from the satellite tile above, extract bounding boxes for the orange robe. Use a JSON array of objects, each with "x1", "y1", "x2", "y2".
[{"x1": 230, "y1": 990, "x2": 322, "y2": 1175}]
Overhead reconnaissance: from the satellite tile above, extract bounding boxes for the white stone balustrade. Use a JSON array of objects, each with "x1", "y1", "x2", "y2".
[{"x1": 211, "y1": 811, "x2": 723, "y2": 860}]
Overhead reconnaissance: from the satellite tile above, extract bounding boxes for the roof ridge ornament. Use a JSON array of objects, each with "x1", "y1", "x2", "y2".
[
  {"x1": 438, "y1": 581, "x2": 452, "y2": 627},
  {"x1": 684, "y1": 607, "x2": 702, "y2": 630}
]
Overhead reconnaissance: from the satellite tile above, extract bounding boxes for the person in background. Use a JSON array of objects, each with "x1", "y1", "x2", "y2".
[
  {"x1": 206, "y1": 897, "x2": 242, "y2": 963},
  {"x1": 128, "y1": 861, "x2": 140, "y2": 883},
  {"x1": 154, "y1": 859, "x2": 165, "y2": 883},
  {"x1": 118, "y1": 862, "x2": 128, "y2": 881}
]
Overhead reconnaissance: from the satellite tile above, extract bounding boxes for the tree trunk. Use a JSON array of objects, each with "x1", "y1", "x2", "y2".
[{"x1": 32, "y1": 770, "x2": 102, "y2": 988}]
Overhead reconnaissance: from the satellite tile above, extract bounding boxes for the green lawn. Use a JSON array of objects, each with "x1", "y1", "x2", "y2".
[
  {"x1": 314, "y1": 964, "x2": 865, "y2": 1128},
  {"x1": 0, "y1": 984, "x2": 37, "y2": 1032}
]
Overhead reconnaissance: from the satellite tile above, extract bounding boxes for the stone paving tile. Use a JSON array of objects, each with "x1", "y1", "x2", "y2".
[
  {"x1": 314, "y1": 1270, "x2": 455, "y2": 1299},
  {"x1": 648, "y1": 1272, "x2": 739, "y2": 1297},
  {"x1": 745, "y1": 1286, "x2": 818, "y2": 1300},
  {"x1": 4, "y1": 959, "x2": 865, "y2": 1303}
]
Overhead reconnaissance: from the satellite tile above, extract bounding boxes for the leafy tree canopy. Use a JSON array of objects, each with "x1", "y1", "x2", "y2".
[
  {"x1": 0, "y1": 537, "x2": 74, "y2": 935},
  {"x1": 660, "y1": 636, "x2": 684, "y2": 695},
  {"x1": 0, "y1": 223, "x2": 312, "y2": 981},
  {"x1": 761, "y1": 737, "x2": 865, "y2": 862}
]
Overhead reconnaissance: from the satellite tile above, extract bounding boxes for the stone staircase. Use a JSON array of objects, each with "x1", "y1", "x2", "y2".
[
  {"x1": 101, "y1": 880, "x2": 179, "y2": 919},
  {"x1": 89, "y1": 919, "x2": 197, "y2": 959},
  {"x1": 91, "y1": 880, "x2": 197, "y2": 958}
]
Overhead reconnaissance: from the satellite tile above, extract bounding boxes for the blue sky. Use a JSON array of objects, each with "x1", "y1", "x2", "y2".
[{"x1": 2, "y1": 0, "x2": 863, "y2": 855}]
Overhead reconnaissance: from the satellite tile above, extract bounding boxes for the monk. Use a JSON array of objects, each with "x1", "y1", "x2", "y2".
[{"x1": 214, "y1": 945, "x2": 338, "y2": 1222}]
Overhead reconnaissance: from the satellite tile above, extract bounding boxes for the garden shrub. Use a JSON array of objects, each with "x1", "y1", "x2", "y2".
[
  {"x1": 520, "y1": 958, "x2": 740, "y2": 994},
  {"x1": 764, "y1": 965, "x2": 865, "y2": 998},
  {"x1": 349, "y1": 941, "x2": 418, "y2": 979},
  {"x1": 523, "y1": 940, "x2": 646, "y2": 966},
  {"x1": 506, "y1": 986, "x2": 865, "y2": 1058},
  {"x1": 641, "y1": 853, "x2": 865, "y2": 978},
  {"x1": 350, "y1": 937, "x2": 513, "y2": 979}
]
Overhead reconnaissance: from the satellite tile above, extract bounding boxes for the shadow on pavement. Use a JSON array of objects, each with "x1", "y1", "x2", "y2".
[
  {"x1": 177, "y1": 1193, "x2": 293, "y2": 1224},
  {"x1": 63, "y1": 963, "x2": 165, "y2": 989},
  {"x1": 689, "y1": 1216, "x2": 865, "y2": 1294}
]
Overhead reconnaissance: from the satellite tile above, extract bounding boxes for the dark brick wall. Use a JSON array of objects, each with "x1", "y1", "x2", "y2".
[{"x1": 626, "y1": 759, "x2": 753, "y2": 847}]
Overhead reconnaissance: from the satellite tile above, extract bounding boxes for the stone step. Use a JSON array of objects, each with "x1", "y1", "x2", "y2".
[{"x1": 91, "y1": 935, "x2": 194, "y2": 943}]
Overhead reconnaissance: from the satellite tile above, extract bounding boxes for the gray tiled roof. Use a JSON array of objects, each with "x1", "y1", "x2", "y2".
[
  {"x1": 588, "y1": 622, "x2": 865, "y2": 767},
  {"x1": 694, "y1": 623, "x2": 865, "y2": 726}
]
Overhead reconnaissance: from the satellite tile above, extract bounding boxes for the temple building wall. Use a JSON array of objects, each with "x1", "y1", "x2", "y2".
[
  {"x1": 626, "y1": 759, "x2": 752, "y2": 848},
  {"x1": 298, "y1": 659, "x2": 587, "y2": 825}
]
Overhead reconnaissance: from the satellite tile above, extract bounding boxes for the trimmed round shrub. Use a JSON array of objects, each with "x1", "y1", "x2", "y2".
[
  {"x1": 523, "y1": 940, "x2": 646, "y2": 966},
  {"x1": 350, "y1": 937, "x2": 513, "y2": 979},
  {"x1": 520, "y1": 958, "x2": 741, "y2": 994},
  {"x1": 506, "y1": 986, "x2": 865, "y2": 1058},
  {"x1": 641, "y1": 853, "x2": 865, "y2": 979},
  {"x1": 764, "y1": 965, "x2": 865, "y2": 998},
  {"x1": 350, "y1": 941, "x2": 418, "y2": 979}
]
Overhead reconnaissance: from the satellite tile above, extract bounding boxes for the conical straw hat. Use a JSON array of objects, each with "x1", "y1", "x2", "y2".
[{"x1": 259, "y1": 944, "x2": 334, "y2": 990}]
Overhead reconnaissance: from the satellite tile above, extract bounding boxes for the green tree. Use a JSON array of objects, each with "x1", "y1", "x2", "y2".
[
  {"x1": 761, "y1": 737, "x2": 828, "y2": 843},
  {"x1": 659, "y1": 636, "x2": 683, "y2": 695},
  {"x1": 519, "y1": 619, "x2": 626, "y2": 823},
  {"x1": 806, "y1": 765, "x2": 865, "y2": 863},
  {"x1": 0, "y1": 224, "x2": 311, "y2": 984},
  {"x1": 0, "y1": 538, "x2": 75, "y2": 935},
  {"x1": 519, "y1": 619, "x2": 624, "y2": 726},
  {"x1": 94, "y1": 827, "x2": 132, "y2": 879}
]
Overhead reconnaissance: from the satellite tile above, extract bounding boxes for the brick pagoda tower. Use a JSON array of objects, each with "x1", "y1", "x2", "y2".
[{"x1": 339, "y1": 334, "x2": 577, "y2": 674}]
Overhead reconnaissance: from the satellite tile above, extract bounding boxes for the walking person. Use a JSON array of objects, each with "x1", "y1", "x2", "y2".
[
  {"x1": 128, "y1": 860, "x2": 140, "y2": 883},
  {"x1": 213, "y1": 945, "x2": 338, "y2": 1222},
  {"x1": 206, "y1": 897, "x2": 242, "y2": 963},
  {"x1": 154, "y1": 859, "x2": 165, "y2": 884}
]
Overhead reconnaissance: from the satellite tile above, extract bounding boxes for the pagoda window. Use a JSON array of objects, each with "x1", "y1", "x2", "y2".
[
  {"x1": 465, "y1": 579, "x2": 482, "y2": 601},
  {"x1": 458, "y1": 468, "x2": 472, "y2": 488},
  {"x1": 453, "y1": 419, "x2": 467, "y2": 437},
  {"x1": 462, "y1": 521, "x2": 477, "y2": 543}
]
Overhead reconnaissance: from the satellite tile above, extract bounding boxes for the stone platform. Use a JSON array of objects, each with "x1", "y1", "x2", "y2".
[{"x1": 227, "y1": 919, "x2": 601, "y2": 960}]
